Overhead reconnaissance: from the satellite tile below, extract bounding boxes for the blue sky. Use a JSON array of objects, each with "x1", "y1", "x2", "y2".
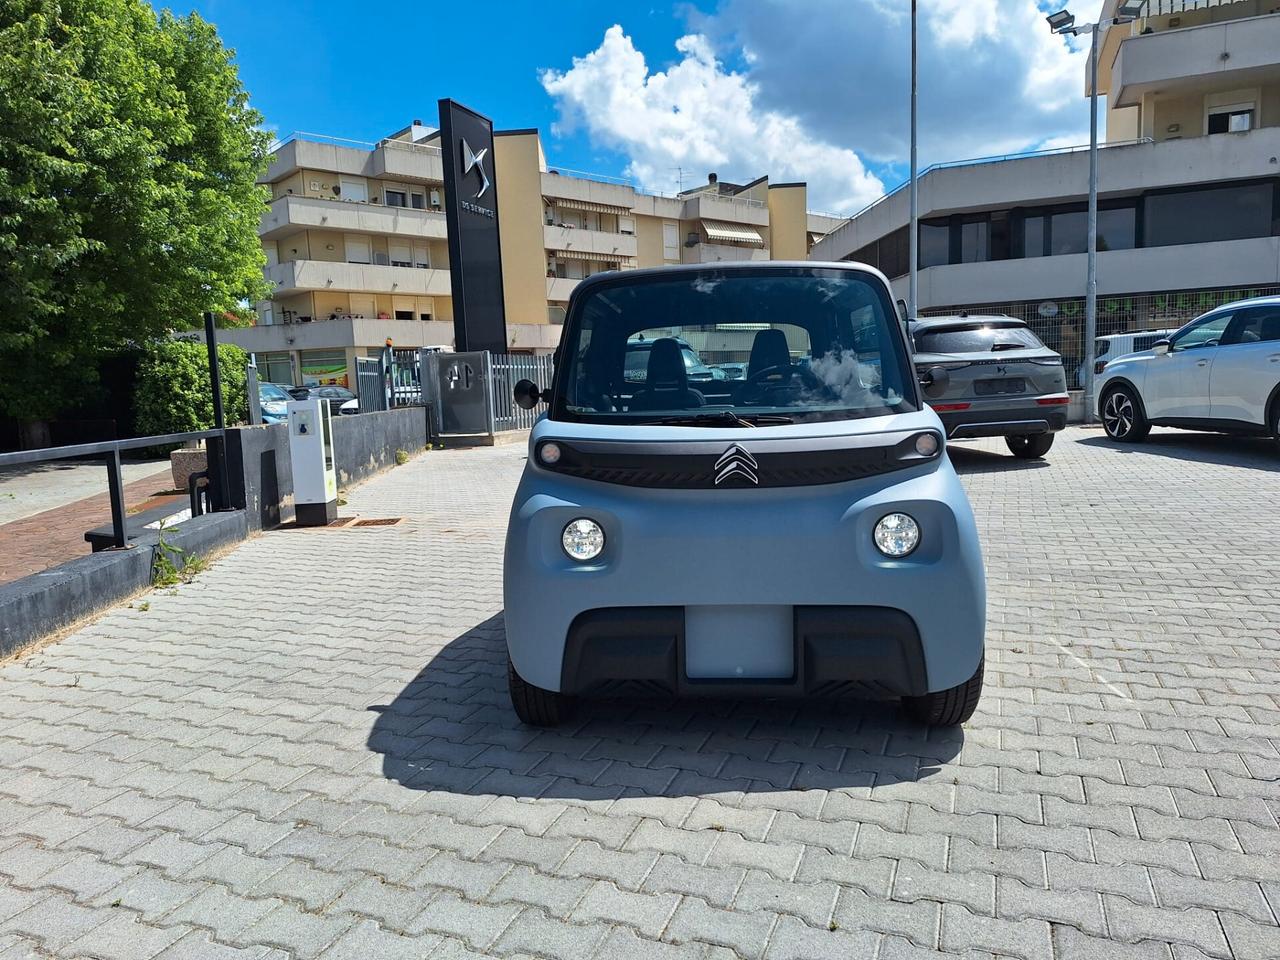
[
  {"x1": 183, "y1": 0, "x2": 1099, "y2": 214},
  {"x1": 186, "y1": 0, "x2": 709, "y2": 192}
]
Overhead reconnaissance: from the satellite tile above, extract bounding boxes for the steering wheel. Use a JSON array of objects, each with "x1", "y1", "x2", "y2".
[{"x1": 744, "y1": 364, "x2": 792, "y2": 387}]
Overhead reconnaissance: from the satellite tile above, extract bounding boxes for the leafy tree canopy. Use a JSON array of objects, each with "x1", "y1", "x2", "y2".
[
  {"x1": 0, "y1": 0, "x2": 270, "y2": 420},
  {"x1": 134, "y1": 336, "x2": 247, "y2": 437}
]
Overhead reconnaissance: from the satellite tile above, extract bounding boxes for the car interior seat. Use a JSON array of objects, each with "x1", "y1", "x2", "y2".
[
  {"x1": 628, "y1": 338, "x2": 706, "y2": 411},
  {"x1": 747, "y1": 328, "x2": 793, "y2": 380}
]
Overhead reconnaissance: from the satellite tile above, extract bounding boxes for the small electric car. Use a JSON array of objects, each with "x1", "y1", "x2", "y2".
[{"x1": 504, "y1": 263, "x2": 986, "y2": 727}]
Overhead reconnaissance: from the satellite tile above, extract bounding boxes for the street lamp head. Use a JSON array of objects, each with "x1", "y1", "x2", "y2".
[
  {"x1": 1116, "y1": 0, "x2": 1147, "y2": 18},
  {"x1": 1046, "y1": 9, "x2": 1076, "y2": 33}
]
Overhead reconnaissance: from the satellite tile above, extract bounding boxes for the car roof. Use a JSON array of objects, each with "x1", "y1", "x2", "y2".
[
  {"x1": 572, "y1": 260, "x2": 892, "y2": 297},
  {"x1": 1202, "y1": 294, "x2": 1280, "y2": 313},
  {"x1": 912, "y1": 315, "x2": 1025, "y2": 330}
]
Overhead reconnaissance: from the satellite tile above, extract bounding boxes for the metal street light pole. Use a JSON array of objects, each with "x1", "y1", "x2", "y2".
[
  {"x1": 1084, "y1": 21, "x2": 1099, "y2": 426},
  {"x1": 908, "y1": 0, "x2": 919, "y2": 320},
  {"x1": 1047, "y1": 2, "x2": 1145, "y2": 426}
]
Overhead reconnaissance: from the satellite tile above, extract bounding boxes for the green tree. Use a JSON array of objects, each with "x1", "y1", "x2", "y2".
[
  {"x1": 134, "y1": 337, "x2": 248, "y2": 436},
  {"x1": 0, "y1": 0, "x2": 269, "y2": 422}
]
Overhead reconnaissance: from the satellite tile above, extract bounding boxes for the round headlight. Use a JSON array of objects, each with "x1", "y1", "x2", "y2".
[
  {"x1": 914, "y1": 433, "x2": 939, "y2": 457},
  {"x1": 874, "y1": 513, "x2": 920, "y2": 557},
  {"x1": 562, "y1": 518, "x2": 604, "y2": 562},
  {"x1": 539, "y1": 442, "x2": 562, "y2": 465}
]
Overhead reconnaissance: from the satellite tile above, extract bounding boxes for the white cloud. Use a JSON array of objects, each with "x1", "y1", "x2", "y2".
[
  {"x1": 541, "y1": 3, "x2": 1106, "y2": 215},
  {"x1": 540, "y1": 25, "x2": 885, "y2": 214},
  {"x1": 705, "y1": 0, "x2": 1103, "y2": 166}
]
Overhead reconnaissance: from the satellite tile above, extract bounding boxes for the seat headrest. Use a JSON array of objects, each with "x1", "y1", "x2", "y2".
[
  {"x1": 1260, "y1": 314, "x2": 1280, "y2": 343},
  {"x1": 748, "y1": 328, "x2": 791, "y2": 377},
  {"x1": 646, "y1": 338, "x2": 688, "y2": 389}
]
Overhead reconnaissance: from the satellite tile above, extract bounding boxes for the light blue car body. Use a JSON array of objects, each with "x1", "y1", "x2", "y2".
[{"x1": 503, "y1": 263, "x2": 986, "y2": 703}]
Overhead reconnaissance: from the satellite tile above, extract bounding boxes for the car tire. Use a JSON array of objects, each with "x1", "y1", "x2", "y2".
[
  {"x1": 1005, "y1": 433, "x2": 1054, "y2": 459},
  {"x1": 508, "y1": 658, "x2": 570, "y2": 727},
  {"x1": 903, "y1": 659, "x2": 984, "y2": 727},
  {"x1": 1101, "y1": 385, "x2": 1150, "y2": 442}
]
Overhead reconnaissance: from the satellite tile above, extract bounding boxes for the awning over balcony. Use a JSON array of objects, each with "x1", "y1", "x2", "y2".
[
  {"x1": 703, "y1": 220, "x2": 766, "y2": 247},
  {"x1": 546, "y1": 197, "x2": 632, "y2": 215},
  {"x1": 552, "y1": 249, "x2": 630, "y2": 264}
]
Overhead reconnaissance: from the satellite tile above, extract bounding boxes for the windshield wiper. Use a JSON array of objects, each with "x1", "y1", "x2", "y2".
[
  {"x1": 990, "y1": 342, "x2": 1027, "y2": 352},
  {"x1": 649, "y1": 411, "x2": 794, "y2": 428}
]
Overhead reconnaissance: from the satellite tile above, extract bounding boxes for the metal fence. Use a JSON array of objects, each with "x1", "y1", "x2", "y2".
[
  {"x1": 920, "y1": 283, "x2": 1280, "y2": 389},
  {"x1": 490, "y1": 354, "x2": 554, "y2": 432},
  {"x1": 355, "y1": 357, "x2": 388, "y2": 412}
]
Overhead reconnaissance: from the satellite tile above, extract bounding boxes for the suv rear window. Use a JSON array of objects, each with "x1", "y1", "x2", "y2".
[{"x1": 915, "y1": 324, "x2": 1044, "y2": 354}]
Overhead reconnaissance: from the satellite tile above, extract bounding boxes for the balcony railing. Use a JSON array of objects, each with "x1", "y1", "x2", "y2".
[
  {"x1": 261, "y1": 194, "x2": 448, "y2": 240},
  {"x1": 270, "y1": 130, "x2": 442, "y2": 157}
]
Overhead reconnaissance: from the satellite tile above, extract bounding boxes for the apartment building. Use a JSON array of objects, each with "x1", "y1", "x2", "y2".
[
  {"x1": 812, "y1": 0, "x2": 1280, "y2": 385},
  {"x1": 223, "y1": 120, "x2": 840, "y2": 388}
]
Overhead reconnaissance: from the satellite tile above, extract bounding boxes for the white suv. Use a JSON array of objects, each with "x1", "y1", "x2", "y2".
[{"x1": 1096, "y1": 296, "x2": 1280, "y2": 443}]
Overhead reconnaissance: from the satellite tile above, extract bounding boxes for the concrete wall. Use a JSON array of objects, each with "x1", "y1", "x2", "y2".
[
  {"x1": 0, "y1": 511, "x2": 248, "y2": 660},
  {"x1": 767, "y1": 184, "x2": 809, "y2": 261},
  {"x1": 496, "y1": 131, "x2": 553, "y2": 329},
  {"x1": 814, "y1": 126, "x2": 1280, "y2": 264},
  {"x1": 331, "y1": 406, "x2": 429, "y2": 488}
]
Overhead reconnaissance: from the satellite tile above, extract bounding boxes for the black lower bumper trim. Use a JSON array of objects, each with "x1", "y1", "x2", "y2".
[
  {"x1": 941, "y1": 407, "x2": 1068, "y2": 439},
  {"x1": 561, "y1": 606, "x2": 927, "y2": 698}
]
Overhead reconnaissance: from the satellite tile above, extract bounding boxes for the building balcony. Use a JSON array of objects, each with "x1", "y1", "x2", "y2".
[
  {"x1": 1111, "y1": 13, "x2": 1280, "y2": 108},
  {"x1": 546, "y1": 276, "x2": 580, "y2": 302},
  {"x1": 260, "y1": 195, "x2": 448, "y2": 241},
  {"x1": 693, "y1": 242, "x2": 771, "y2": 263},
  {"x1": 540, "y1": 171, "x2": 637, "y2": 212},
  {"x1": 543, "y1": 224, "x2": 638, "y2": 260},
  {"x1": 263, "y1": 133, "x2": 444, "y2": 185},
  {"x1": 681, "y1": 193, "x2": 770, "y2": 227},
  {"x1": 267, "y1": 260, "x2": 452, "y2": 297}
]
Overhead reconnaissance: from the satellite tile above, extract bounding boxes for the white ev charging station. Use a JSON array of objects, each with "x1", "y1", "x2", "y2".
[{"x1": 287, "y1": 398, "x2": 337, "y2": 526}]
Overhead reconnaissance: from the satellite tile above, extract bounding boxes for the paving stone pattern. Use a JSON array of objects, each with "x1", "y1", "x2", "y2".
[{"x1": 0, "y1": 427, "x2": 1278, "y2": 959}]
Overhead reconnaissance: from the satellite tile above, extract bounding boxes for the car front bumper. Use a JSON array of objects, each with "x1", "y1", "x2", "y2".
[{"x1": 503, "y1": 458, "x2": 985, "y2": 696}]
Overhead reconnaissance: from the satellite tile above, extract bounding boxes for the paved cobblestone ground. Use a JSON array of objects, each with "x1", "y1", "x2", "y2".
[{"x1": 1, "y1": 427, "x2": 1278, "y2": 960}]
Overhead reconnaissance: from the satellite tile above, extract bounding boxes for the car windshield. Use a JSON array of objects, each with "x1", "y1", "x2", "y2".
[
  {"x1": 260, "y1": 384, "x2": 291, "y2": 402},
  {"x1": 914, "y1": 323, "x2": 1045, "y2": 354},
  {"x1": 554, "y1": 268, "x2": 916, "y2": 424}
]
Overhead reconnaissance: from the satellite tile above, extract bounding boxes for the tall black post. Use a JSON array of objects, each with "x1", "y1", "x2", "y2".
[{"x1": 204, "y1": 311, "x2": 232, "y2": 511}]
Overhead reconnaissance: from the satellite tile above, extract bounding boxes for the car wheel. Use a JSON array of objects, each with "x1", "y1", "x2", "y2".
[
  {"x1": 903, "y1": 659, "x2": 984, "y2": 727},
  {"x1": 508, "y1": 658, "x2": 570, "y2": 727},
  {"x1": 1101, "y1": 386, "x2": 1150, "y2": 442},
  {"x1": 1005, "y1": 433, "x2": 1054, "y2": 459}
]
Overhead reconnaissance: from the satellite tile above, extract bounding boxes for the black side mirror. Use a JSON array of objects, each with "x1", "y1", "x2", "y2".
[
  {"x1": 1152, "y1": 339, "x2": 1171, "y2": 355},
  {"x1": 513, "y1": 379, "x2": 543, "y2": 410},
  {"x1": 920, "y1": 366, "x2": 951, "y2": 398}
]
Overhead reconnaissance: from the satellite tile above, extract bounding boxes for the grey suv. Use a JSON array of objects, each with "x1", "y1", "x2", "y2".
[{"x1": 911, "y1": 315, "x2": 1069, "y2": 459}]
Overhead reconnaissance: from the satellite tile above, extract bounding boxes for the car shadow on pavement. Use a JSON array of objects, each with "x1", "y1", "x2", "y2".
[
  {"x1": 368, "y1": 614, "x2": 964, "y2": 801},
  {"x1": 946, "y1": 443, "x2": 1051, "y2": 474},
  {"x1": 1076, "y1": 430, "x2": 1279, "y2": 471}
]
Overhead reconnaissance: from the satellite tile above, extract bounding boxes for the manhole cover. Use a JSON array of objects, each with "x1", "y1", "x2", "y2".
[{"x1": 352, "y1": 518, "x2": 403, "y2": 527}]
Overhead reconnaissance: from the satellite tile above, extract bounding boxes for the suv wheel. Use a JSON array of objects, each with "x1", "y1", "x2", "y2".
[
  {"x1": 903, "y1": 659, "x2": 984, "y2": 727},
  {"x1": 1101, "y1": 386, "x2": 1150, "y2": 442},
  {"x1": 1005, "y1": 433, "x2": 1054, "y2": 459},
  {"x1": 508, "y1": 658, "x2": 570, "y2": 727}
]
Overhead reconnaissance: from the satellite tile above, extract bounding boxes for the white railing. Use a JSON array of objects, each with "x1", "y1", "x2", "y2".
[
  {"x1": 545, "y1": 166, "x2": 634, "y2": 187},
  {"x1": 269, "y1": 130, "x2": 442, "y2": 157}
]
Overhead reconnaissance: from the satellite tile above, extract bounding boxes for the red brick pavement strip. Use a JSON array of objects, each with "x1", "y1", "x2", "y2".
[{"x1": 0, "y1": 475, "x2": 185, "y2": 585}]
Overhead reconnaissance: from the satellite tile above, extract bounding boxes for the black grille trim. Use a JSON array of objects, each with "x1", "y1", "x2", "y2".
[{"x1": 537, "y1": 431, "x2": 939, "y2": 489}]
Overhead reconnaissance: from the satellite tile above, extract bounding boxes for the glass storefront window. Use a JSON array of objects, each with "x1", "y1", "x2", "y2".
[
  {"x1": 299, "y1": 350, "x2": 350, "y2": 388},
  {"x1": 1097, "y1": 207, "x2": 1136, "y2": 252},
  {"x1": 1145, "y1": 183, "x2": 1274, "y2": 247},
  {"x1": 959, "y1": 219, "x2": 988, "y2": 264},
  {"x1": 1022, "y1": 215, "x2": 1046, "y2": 258},
  {"x1": 257, "y1": 352, "x2": 294, "y2": 387},
  {"x1": 919, "y1": 220, "x2": 950, "y2": 268}
]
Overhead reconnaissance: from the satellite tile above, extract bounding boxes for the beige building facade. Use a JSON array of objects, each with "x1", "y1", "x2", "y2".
[
  {"x1": 230, "y1": 120, "x2": 841, "y2": 388},
  {"x1": 812, "y1": 0, "x2": 1280, "y2": 387}
]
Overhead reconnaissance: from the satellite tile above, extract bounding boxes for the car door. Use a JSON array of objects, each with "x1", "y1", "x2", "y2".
[
  {"x1": 1142, "y1": 311, "x2": 1232, "y2": 420},
  {"x1": 1209, "y1": 306, "x2": 1280, "y2": 425}
]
